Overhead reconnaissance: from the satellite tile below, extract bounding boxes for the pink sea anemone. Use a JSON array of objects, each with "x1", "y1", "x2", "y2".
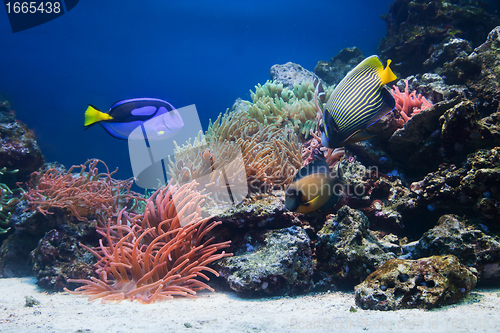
[
  {"x1": 65, "y1": 181, "x2": 232, "y2": 303},
  {"x1": 22, "y1": 159, "x2": 141, "y2": 221},
  {"x1": 391, "y1": 80, "x2": 433, "y2": 123}
]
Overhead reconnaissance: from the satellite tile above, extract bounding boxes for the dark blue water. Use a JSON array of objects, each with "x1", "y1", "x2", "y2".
[{"x1": 0, "y1": 0, "x2": 394, "y2": 182}]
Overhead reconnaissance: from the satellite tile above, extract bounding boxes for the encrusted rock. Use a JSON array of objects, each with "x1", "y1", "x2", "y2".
[
  {"x1": 216, "y1": 226, "x2": 313, "y2": 296},
  {"x1": 341, "y1": 160, "x2": 416, "y2": 232},
  {"x1": 411, "y1": 147, "x2": 500, "y2": 225},
  {"x1": 396, "y1": 74, "x2": 470, "y2": 104},
  {"x1": 0, "y1": 99, "x2": 44, "y2": 185},
  {"x1": 441, "y1": 26, "x2": 500, "y2": 114},
  {"x1": 411, "y1": 215, "x2": 500, "y2": 282},
  {"x1": 388, "y1": 97, "x2": 486, "y2": 177},
  {"x1": 208, "y1": 190, "x2": 294, "y2": 230},
  {"x1": 269, "y1": 62, "x2": 314, "y2": 88},
  {"x1": 314, "y1": 47, "x2": 365, "y2": 86},
  {"x1": 424, "y1": 37, "x2": 473, "y2": 69},
  {"x1": 0, "y1": 201, "x2": 99, "y2": 283},
  {"x1": 31, "y1": 229, "x2": 97, "y2": 291},
  {"x1": 355, "y1": 255, "x2": 477, "y2": 310},
  {"x1": 378, "y1": 0, "x2": 499, "y2": 77},
  {"x1": 315, "y1": 206, "x2": 395, "y2": 288}
]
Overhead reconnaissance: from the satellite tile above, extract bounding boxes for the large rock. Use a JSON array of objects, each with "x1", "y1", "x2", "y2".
[
  {"x1": 0, "y1": 200, "x2": 99, "y2": 288},
  {"x1": 315, "y1": 206, "x2": 395, "y2": 288},
  {"x1": 411, "y1": 215, "x2": 500, "y2": 282},
  {"x1": 395, "y1": 74, "x2": 470, "y2": 104},
  {"x1": 31, "y1": 229, "x2": 97, "y2": 291},
  {"x1": 440, "y1": 26, "x2": 500, "y2": 114},
  {"x1": 314, "y1": 47, "x2": 365, "y2": 86},
  {"x1": 410, "y1": 147, "x2": 500, "y2": 226},
  {"x1": 355, "y1": 255, "x2": 477, "y2": 310},
  {"x1": 387, "y1": 98, "x2": 462, "y2": 177},
  {"x1": 269, "y1": 62, "x2": 314, "y2": 88},
  {"x1": 424, "y1": 37, "x2": 473, "y2": 70},
  {"x1": 0, "y1": 98, "x2": 44, "y2": 185},
  {"x1": 217, "y1": 226, "x2": 313, "y2": 296}
]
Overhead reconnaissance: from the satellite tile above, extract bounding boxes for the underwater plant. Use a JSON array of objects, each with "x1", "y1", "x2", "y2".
[
  {"x1": 65, "y1": 181, "x2": 231, "y2": 303},
  {"x1": 22, "y1": 159, "x2": 141, "y2": 221}
]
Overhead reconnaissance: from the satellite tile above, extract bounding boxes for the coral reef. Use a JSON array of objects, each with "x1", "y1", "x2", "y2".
[
  {"x1": 169, "y1": 76, "x2": 335, "y2": 195},
  {"x1": 8, "y1": 13, "x2": 500, "y2": 308},
  {"x1": 217, "y1": 226, "x2": 313, "y2": 296},
  {"x1": 378, "y1": 0, "x2": 499, "y2": 77},
  {"x1": 65, "y1": 181, "x2": 232, "y2": 303},
  {"x1": 168, "y1": 124, "x2": 302, "y2": 195},
  {"x1": 354, "y1": 255, "x2": 477, "y2": 310}
]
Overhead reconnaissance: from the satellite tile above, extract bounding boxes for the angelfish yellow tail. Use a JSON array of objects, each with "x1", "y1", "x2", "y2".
[
  {"x1": 380, "y1": 59, "x2": 397, "y2": 86},
  {"x1": 84, "y1": 105, "x2": 112, "y2": 126}
]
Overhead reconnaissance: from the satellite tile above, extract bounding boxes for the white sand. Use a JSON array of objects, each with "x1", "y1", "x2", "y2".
[{"x1": 0, "y1": 277, "x2": 499, "y2": 333}]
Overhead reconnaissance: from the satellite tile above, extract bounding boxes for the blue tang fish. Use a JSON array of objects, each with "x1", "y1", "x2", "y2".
[
  {"x1": 321, "y1": 55, "x2": 397, "y2": 148},
  {"x1": 84, "y1": 98, "x2": 184, "y2": 140}
]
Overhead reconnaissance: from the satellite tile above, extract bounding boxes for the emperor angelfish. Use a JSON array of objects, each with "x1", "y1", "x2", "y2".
[
  {"x1": 285, "y1": 159, "x2": 342, "y2": 214},
  {"x1": 321, "y1": 55, "x2": 397, "y2": 149},
  {"x1": 84, "y1": 98, "x2": 184, "y2": 140}
]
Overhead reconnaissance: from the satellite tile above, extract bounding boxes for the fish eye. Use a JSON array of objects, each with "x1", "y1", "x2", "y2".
[{"x1": 319, "y1": 124, "x2": 325, "y2": 132}]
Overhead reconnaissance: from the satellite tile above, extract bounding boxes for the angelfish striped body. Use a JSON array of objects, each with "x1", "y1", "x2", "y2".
[{"x1": 321, "y1": 55, "x2": 397, "y2": 149}]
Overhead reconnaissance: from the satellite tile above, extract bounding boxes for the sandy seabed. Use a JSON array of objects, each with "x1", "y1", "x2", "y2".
[{"x1": 0, "y1": 277, "x2": 499, "y2": 333}]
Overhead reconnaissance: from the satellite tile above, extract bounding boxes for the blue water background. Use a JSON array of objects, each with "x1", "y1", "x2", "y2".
[{"x1": 0, "y1": 0, "x2": 394, "y2": 183}]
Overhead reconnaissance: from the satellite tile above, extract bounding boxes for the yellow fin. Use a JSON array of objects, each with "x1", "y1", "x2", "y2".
[
  {"x1": 84, "y1": 105, "x2": 113, "y2": 126},
  {"x1": 380, "y1": 59, "x2": 397, "y2": 86},
  {"x1": 297, "y1": 193, "x2": 330, "y2": 214}
]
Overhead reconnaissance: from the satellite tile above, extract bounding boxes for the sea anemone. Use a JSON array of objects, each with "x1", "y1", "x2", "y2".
[
  {"x1": 22, "y1": 159, "x2": 140, "y2": 221},
  {"x1": 391, "y1": 79, "x2": 433, "y2": 123},
  {"x1": 65, "y1": 181, "x2": 232, "y2": 303}
]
